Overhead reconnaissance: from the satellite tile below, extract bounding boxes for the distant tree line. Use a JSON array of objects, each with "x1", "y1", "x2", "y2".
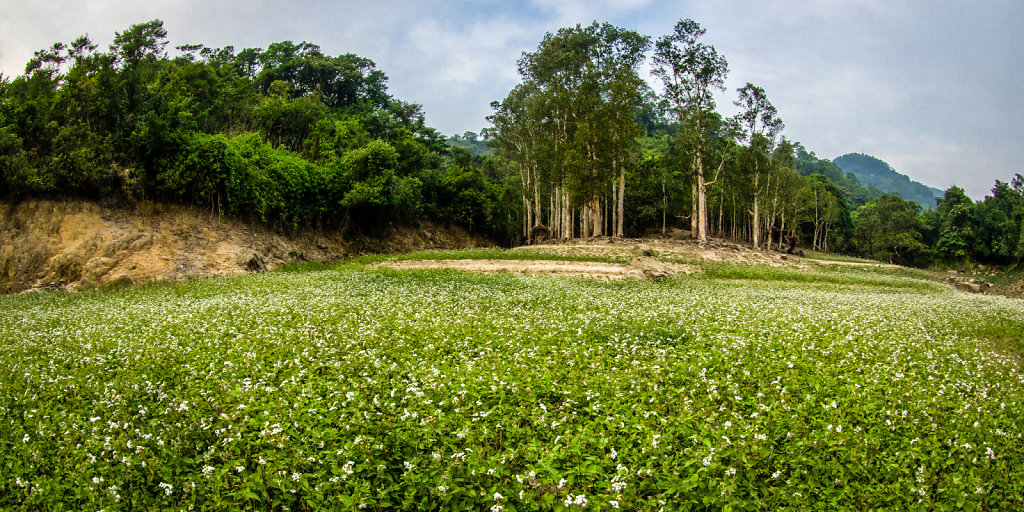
[
  {"x1": 0, "y1": 20, "x2": 516, "y2": 242},
  {"x1": 2, "y1": 19, "x2": 1020, "y2": 268},
  {"x1": 487, "y1": 19, "x2": 1024, "y2": 267},
  {"x1": 851, "y1": 180, "x2": 1024, "y2": 267}
]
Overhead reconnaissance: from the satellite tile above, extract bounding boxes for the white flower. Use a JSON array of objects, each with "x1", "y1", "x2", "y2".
[
  {"x1": 493, "y1": 492, "x2": 504, "y2": 501},
  {"x1": 609, "y1": 500, "x2": 620, "y2": 509},
  {"x1": 158, "y1": 482, "x2": 173, "y2": 495}
]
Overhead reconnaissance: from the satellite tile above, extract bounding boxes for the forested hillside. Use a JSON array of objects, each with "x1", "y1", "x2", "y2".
[
  {"x1": 834, "y1": 153, "x2": 943, "y2": 208},
  {"x1": 485, "y1": 20, "x2": 1024, "y2": 267},
  {"x1": 2, "y1": 19, "x2": 1021, "y2": 270},
  {"x1": 0, "y1": 20, "x2": 515, "y2": 243}
]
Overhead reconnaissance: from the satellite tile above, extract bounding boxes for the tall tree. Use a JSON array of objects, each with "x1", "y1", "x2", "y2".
[
  {"x1": 852, "y1": 194, "x2": 928, "y2": 264},
  {"x1": 733, "y1": 82, "x2": 783, "y2": 249},
  {"x1": 492, "y1": 22, "x2": 648, "y2": 241},
  {"x1": 652, "y1": 19, "x2": 728, "y2": 244},
  {"x1": 933, "y1": 186, "x2": 975, "y2": 266}
]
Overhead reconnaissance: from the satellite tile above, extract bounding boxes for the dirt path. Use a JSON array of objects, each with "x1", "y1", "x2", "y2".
[
  {"x1": 378, "y1": 257, "x2": 696, "y2": 280},
  {"x1": 511, "y1": 236, "x2": 807, "y2": 267},
  {"x1": 808, "y1": 259, "x2": 900, "y2": 268}
]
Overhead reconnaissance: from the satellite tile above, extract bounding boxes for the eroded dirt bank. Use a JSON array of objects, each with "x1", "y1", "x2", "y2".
[{"x1": 1, "y1": 199, "x2": 492, "y2": 293}]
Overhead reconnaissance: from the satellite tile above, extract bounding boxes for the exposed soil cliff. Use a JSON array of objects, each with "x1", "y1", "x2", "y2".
[{"x1": 1, "y1": 199, "x2": 492, "y2": 293}]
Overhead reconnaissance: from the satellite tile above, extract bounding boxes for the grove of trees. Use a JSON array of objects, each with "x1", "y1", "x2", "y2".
[
  {"x1": 486, "y1": 19, "x2": 1024, "y2": 267},
  {"x1": 487, "y1": 19, "x2": 844, "y2": 252},
  {"x1": 0, "y1": 20, "x2": 516, "y2": 243},
  {"x1": 2, "y1": 19, "x2": 1021, "y2": 268}
]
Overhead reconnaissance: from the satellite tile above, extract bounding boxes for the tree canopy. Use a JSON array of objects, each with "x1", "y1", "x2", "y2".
[
  {"x1": 0, "y1": 20, "x2": 515, "y2": 243},
  {"x1": 3, "y1": 18, "x2": 1020, "y2": 268}
]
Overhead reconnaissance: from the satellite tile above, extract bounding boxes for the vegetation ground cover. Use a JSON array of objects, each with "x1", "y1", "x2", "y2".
[{"x1": 2, "y1": 254, "x2": 1023, "y2": 510}]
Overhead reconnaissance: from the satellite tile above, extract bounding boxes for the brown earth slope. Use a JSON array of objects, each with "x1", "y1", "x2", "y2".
[{"x1": 0, "y1": 199, "x2": 492, "y2": 293}]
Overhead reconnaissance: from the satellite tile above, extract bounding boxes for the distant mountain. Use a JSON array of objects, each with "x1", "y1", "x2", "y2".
[
  {"x1": 447, "y1": 131, "x2": 493, "y2": 157},
  {"x1": 833, "y1": 153, "x2": 944, "y2": 209}
]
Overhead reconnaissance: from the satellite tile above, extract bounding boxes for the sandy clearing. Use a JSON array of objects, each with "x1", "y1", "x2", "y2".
[{"x1": 376, "y1": 258, "x2": 696, "y2": 280}]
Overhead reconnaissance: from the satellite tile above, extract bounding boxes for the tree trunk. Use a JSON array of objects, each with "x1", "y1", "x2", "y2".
[
  {"x1": 752, "y1": 172, "x2": 761, "y2": 249},
  {"x1": 533, "y1": 163, "x2": 542, "y2": 228},
  {"x1": 691, "y1": 181, "x2": 698, "y2": 237},
  {"x1": 617, "y1": 168, "x2": 625, "y2": 237},
  {"x1": 582, "y1": 204, "x2": 589, "y2": 239},
  {"x1": 751, "y1": 147, "x2": 761, "y2": 248},
  {"x1": 764, "y1": 173, "x2": 774, "y2": 249},
  {"x1": 813, "y1": 189, "x2": 820, "y2": 251},
  {"x1": 778, "y1": 211, "x2": 785, "y2": 252},
  {"x1": 524, "y1": 195, "x2": 531, "y2": 243},
  {"x1": 564, "y1": 191, "x2": 571, "y2": 240},
  {"x1": 662, "y1": 180, "x2": 667, "y2": 235},
  {"x1": 696, "y1": 150, "x2": 708, "y2": 244},
  {"x1": 550, "y1": 188, "x2": 557, "y2": 239},
  {"x1": 731, "y1": 193, "x2": 737, "y2": 240},
  {"x1": 610, "y1": 180, "x2": 617, "y2": 238},
  {"x1": 718, "y1": 192, "x2": 725, "y2": 237}
]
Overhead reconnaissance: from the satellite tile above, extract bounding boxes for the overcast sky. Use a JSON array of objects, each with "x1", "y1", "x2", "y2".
[{"x1": 1, "y1": 0, "x2": 1021, "y2": 198}]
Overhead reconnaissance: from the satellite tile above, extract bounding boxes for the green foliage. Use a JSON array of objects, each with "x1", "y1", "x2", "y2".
[
  {"x1": 0, "y1": 125, "x2": 34, "y2": 196},
  {"x1": 447, "y1": 131, "x2": 493, "y2": 157},
  {"x1": 933, "y1": 186, "x2": 976, "y2": 266},
  {"x1": 2, "y1": 263, "x2": 1023, "y2": 510},
  {"x1": 0, "y1": 20, "x2": 513, "y2": 239},
  {"x1": 833, "y1": 153, "x2": 943, "y2": 209},
  {"x1": 973, "y1": 180, "x2": 1024, "y2": 262},
  {"x1": 852, "y1": 194, "x2": 928, "y2": 265},
  {"x1": 489, "y1": 21, "x2": 650, "y2": 239},
  {"x1": 794, "y1": 145, "x2": 884, "y2": 208}
]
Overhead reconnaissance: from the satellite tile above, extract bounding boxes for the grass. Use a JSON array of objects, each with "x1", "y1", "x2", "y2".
[
  {"x1": 801, "y1": 250, "x2": 883, "y2": 264},
  {"x1": 698, "y1": 261, "x2": 946, "y2": 292},
  {"x1": 2, "y1": 253, "x2": 1023, "y2": 510}
]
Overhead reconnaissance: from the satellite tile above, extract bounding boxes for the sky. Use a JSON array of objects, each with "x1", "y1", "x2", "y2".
[{"x1": 1, "y1": 0, "x2": 1021, "y2": 199}]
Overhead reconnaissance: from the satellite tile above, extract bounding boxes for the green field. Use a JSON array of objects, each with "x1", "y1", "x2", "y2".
[{"x1": 2, "y1": 256, "x2": 1023, "y2": 510}]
